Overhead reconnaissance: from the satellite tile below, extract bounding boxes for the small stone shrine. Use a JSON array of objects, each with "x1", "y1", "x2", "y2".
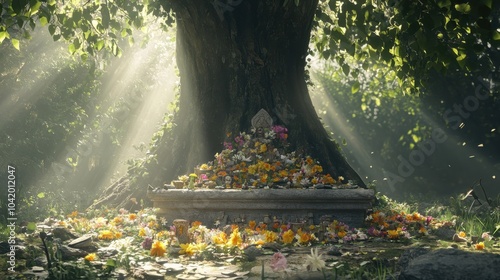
[{"x1": 148, "y1": 109, "x2": 375, "y2": 228}]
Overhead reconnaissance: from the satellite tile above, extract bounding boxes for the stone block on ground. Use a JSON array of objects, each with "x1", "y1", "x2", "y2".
[{"x1": 397, "y1": 248, "x2": 500, "y2": 280}]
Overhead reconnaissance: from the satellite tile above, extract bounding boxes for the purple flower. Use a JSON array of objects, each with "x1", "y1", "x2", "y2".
[
  {"x1": 270, "y1": 252, "x2": 287, "y2": 272},
  {"x1": 142, "y1": 237, "x2": 153, "y2": 250},
  {"x1": 235, "y1": 135, "x2": 245, "y2": 146}
]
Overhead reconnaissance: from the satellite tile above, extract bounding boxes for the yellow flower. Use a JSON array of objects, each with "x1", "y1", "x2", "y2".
[
  {"x1": 260, "y1": 144, "x2": 267, "y2": 153},
  {"x1": 139, "y1": 228, "x2": 146, "y2": 237},
  {"x1": 98, "y1": 230, "x2": 115, "y2": 240},
  {"x1": 248, "y1": 165, "x2": 257, "y2": 175},
  {"x1": 475, "y1": 242, "x2": 485, "y2": 250},
  {"x1": 84, "y1": 253, "x2": 97, "y2": 261},
  {"x1": 195, "y1": 243, "x2": 207, "y2": 252},
  {"x1": 282, "y1": 229, "x2": 295, "y2": 244},
  {"x1": 312, "y1": 165, "x2": 323, "y2": 173},
  {"x1": 200, "y1": 163, "x2": 209, "y2": 170},
  {"x1": 212, "y1": 232, "x2": 227, "y2": 245},
  {"x1": 114, "y1": 231, "x2": 122, "y2": 239},
  {"x1": 458, "y1": 231, "x2": 466, "y2": 238},
  {"x1": 128, "y1": 213, "x2": 137, "y2": 221},
  {"x1": 265, "y1": 230, "x2": 278, "y2": 243},
  {"x1": 179, "y1": 243, "x2": 196, "y2": 256},
  {"x1": 387, "y1": 230, "x2": 399, "y2": 239},
  {"x1": 228, "y1": 228, "x2": 243, "y2": 247},
  {"x1": 150, "y1": 240, "x2": 166, "y2": 257},
  {"x1": 113, "y1": 216, "x2": 124, "y2": 225}
]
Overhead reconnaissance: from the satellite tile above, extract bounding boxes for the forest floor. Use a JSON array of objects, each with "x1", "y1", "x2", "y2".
[{"x1": 1, "y1": 193, "x2": 499, "y2": 279}]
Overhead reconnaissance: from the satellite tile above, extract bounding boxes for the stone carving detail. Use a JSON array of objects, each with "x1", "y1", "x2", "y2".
[{"x1": 251, "y1": 109, "x2": 273, "y2": 129}]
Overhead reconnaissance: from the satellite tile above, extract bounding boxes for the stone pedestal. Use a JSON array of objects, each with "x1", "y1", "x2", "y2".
[{"x1": 148, "y1": 188, "x2": 374, "y2": 228}]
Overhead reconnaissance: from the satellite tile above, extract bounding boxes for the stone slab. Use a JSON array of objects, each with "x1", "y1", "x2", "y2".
[{"x1": 148, "y1": 189, "x2": 374, "y2": 227}]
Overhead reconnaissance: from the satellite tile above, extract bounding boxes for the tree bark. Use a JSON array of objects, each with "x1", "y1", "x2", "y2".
[{"x1": 89, "y1": 0, "x2": 365, "y2": 210}]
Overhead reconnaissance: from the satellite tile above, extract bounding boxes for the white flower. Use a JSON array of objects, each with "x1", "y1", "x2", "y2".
[
  {"x1": 482, "y1": 232, "x2": 492, "y2": 241},
  {"x1": 305, "y1": 248, "x2": 325, "y2": 271}
]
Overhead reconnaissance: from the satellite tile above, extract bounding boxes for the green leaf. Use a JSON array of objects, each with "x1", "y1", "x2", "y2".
[
  {"x1": 96, "y1": 40, "x2": 104, "y2": 51},
  {"x1": 101, "y1": 5, "x2": 110, "y2": 28},
  {"x1": 81, "y1": 53, "x2": 88, "y2": 62},
  {"x1": 11, "y1": 39, "x2": 20, "y2": 51},
  {"x1": 0, "y1": 31, "x2": 7, "y2": 44},
  {"x1": 27, "y1": 222, "x2": 37, "y2": 231},
  {"x1": 106, "y1": 259, "x2": 116, "y2": 267},
  {"x1": 493, "y1": 31, "x2": 500, "y2": 41},
  {"x1": 37, "y1": 192, "x2": 45, "y2": 199},
  {"x1": 40, "y1": 16, "x2": 48, "y2": 26},
  {"x1": 48, "y1": 24, "x2": 56, "y2": 35},
  {"x1": 30, "y1": 0, "x2": 42, "y2": 16},
  {"x1": 342, "y1": 64, "x2": 350, "y2": 75},
  {"x1": 69, "y1": 43, "x2": 76, "y2": 54},
  {"x1": 351, "y1": 81, "x2": 360, "y2": 93},
  {"x1": 454, "y1": 3, "x2": 471, "y2": 14}
]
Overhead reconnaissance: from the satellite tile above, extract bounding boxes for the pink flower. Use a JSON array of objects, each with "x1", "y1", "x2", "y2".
[
  {"x1": 223, "y1": 141, "x2": 233, "y2": 150},
  {"x1": 270, "y1": 252, "x2": 287, "y2": 272}
]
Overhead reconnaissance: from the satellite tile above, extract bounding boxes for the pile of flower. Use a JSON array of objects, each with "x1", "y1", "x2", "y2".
[
  {"x1": 172, "y1": 125, "x2": 344, "y2": 189},
  {"x1": 30, "y1": 205, "x2": 494, "y2": 278},
  {"x1": 365, "y1": 210, "x2": 433, "y2": 240}
]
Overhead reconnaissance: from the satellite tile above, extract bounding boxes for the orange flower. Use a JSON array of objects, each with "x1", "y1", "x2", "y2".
[
  {"x1": 128, "y1": 213, "x2": 137, "y2": 221},
  {"x1": 458, "y1": 231, "x2": 466, "y2": 238},
  {"x1": 306, "y1": 157, "x2": 314, "y2": 165},
  {"x1": 98, "y1": 230, "x2": 115, "y2": 240},
  {"x1": 68, "y1": 211, "x2": 79, "y2": 218},
  {"x1": 262, "y1": 162, "x2": 271, "y2": 171},
  {"x1": 150, "y1": 240, "x2": 166, "y2": 257},
  {"x1": 273, "y1": 221, "x2": 280, "y2": 230},
  {"x1": 191, "y1": 221, "x2": 202, "y2": 228},
  {"x1": 84, "y1": 253, "x2": 97, "y2": 261},
  {"x1": 419, "y1": 226, "x2": 428, "y2": 235},
  {"x1": 337, "y1": 230, "x2": 347, "y2": 238},
  {"x1": 282, "y1": 229, "x2": 295, "y2": 244},
  {"x1": 248, "y1": 220, "x2": 257, "y2": 230},
  {"x1": 475, "y1": 242, "x2": 485, "y2": 250},
  {"x1": 217, "y1": 170, "x2": 227, "y2": 177},
  {"x1": 387, "y1": 230, "x2": 399, "y2": 239},
  {"x1": 114, "y1": 231, "x2": 122, "y2": 239},
  {"x1": 297, "y1": 229, "x2": 313, "y2": 245}
]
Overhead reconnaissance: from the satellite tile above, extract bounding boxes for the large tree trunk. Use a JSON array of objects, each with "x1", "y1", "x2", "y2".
[{"x1": 89, "y1": 0, "x2": 364, "y2": 210}]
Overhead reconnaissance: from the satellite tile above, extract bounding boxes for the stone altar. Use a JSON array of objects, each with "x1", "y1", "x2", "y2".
[{"x1": 148, "y1": 188, "x2": 374, "y2": 228}]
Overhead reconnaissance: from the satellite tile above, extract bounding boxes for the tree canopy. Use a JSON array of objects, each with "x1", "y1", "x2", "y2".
[{"x1": 1, "y1": 0, "x2": 498, "y2": 90}]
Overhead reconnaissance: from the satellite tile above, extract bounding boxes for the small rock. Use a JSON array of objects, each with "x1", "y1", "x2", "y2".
[
  {"x1": 59, "y1": 245, "x2": 88, "y2": 260},
  {"x1": 163, "y1": 263, "x2": 185, "y2": 274},
  {"x1": 145, "y1": 271, "x2": 164, "y2": 280},
  {"x1": 31, "y1": 266, "x2": 45, "y2": 272},
  {"x1": 243, "y1": 245, "x2": 262, "y2": 261},
  {"x1": 433, "y1": 226, "x2": 456, "y2": 241},
  {"x1": 398, "y1": 248, "x2": 500, "y2": 280},
  {"x1": 52, "y1": 227, "x2": 78, "y2": 241},
  {"x1": 68, "y1": 234, "x2": 93, "y2": 248}
]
